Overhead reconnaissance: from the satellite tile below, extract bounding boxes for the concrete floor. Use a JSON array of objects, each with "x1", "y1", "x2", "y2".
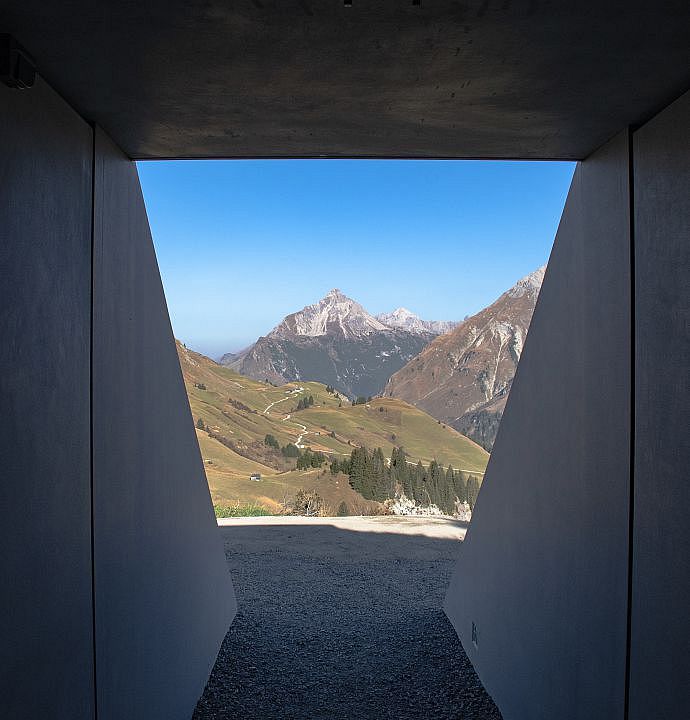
[{"x1": 193, "y1": 516, "x2": 501, "y2": 719}]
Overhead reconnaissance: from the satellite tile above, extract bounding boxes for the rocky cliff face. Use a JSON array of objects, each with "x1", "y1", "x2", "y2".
[
  {"x1": 385, "y1": 267, "x2": 545, "y2": 450},
  {"x1": 270, "y1": 289, "x2": 389, "y2": 340},
  {"x1": 222, "y1": 289, "x2": 451, "y2": 399}
]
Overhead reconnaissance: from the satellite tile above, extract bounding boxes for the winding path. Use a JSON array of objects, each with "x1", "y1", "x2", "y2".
[
  {"x1": 263, "y1": 386, "x2": 304, "y2": 415},
  {"x1": 261, "y1": 386, "x2": 319, "y2": 449}
]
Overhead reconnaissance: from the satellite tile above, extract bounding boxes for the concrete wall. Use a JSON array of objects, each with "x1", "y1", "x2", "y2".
[
  {"x1": 446, "y1": 91, "x2": 690, "y2": 718},
  {"x1": 0, "y1": 78, "x2": 94, "y2": 720},
  {"x1": 445, "y1": 131, "x2": 632, "y2": 719},
  {"x1": 630, "y1": 90, "x2": 690, "y2": 719},
  {"x1": 92, "y1": 128, "x2": 236, "y2": 720},
  {"x1": 1, "y1": 78, "x2": 234, "y2": 719}
]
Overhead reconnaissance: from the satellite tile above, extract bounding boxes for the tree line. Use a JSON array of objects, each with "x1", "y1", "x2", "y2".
[
  {"x1": 264, "y1": 432, "x2": 483, "y2": 515},
  {"x1": 264, "y1": 434, "x2": 326, "y2": 468},
  {"x1": 295, "y1": 395, "x2": 315, "y2": 411},
  {"x1": 331, "y1": 445, "x2": 481, "y2": 514}
]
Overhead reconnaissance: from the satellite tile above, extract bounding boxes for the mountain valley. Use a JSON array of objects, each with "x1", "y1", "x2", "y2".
[{"x1": 180, "y1": 342, "x2": 488, "y2": 514}]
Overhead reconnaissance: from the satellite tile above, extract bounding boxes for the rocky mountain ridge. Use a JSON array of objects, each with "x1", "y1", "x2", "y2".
[
  {"x1": 268, "y1": 289, "x2": 389, "y2": 340},
  {"x1": 222, "y1": 289, "x2": 455, "y2": 399},
  {"x1": 376, "y1": 307, "x2": 457, "y2": 335},
  {"x1": 385, "y1": 267, "x2": 545, "y2": 450}
]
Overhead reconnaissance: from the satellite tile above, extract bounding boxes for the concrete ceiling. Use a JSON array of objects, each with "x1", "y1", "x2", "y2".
[{"x1": 2, "y1": 1, "x2": 689, "y2": 159}]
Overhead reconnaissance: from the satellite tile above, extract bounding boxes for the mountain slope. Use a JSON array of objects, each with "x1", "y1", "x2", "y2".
[
  {"x1": 178, "y1": 342, "x2": 488, "y2": 511},
  {"x1": 223, "y1": 289, "x2": 448, "y2": 398},
  {"x1": 385, "y1": 267, "x2": 545, "y2": 450}
]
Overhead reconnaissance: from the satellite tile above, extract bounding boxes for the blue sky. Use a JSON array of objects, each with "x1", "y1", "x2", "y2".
[{"x1": 138, "y1": 160, "x2": 574, "y2": 359}]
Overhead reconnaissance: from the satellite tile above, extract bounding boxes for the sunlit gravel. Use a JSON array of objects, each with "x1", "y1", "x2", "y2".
[{"x1": 193, "y1": 518, "x2": 502, "y2": 720}]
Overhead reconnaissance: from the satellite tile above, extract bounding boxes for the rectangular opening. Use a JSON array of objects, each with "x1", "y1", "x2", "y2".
[
  {"x1": 138, "y1": 158, "x2": 572, "y2": 520},
  {"x1": 136, "y1": 157, "x2": 572, "y2": 719}
]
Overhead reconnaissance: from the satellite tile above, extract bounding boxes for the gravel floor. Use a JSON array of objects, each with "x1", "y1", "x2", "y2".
[{"x1": 193, "y1": 518, "x2": 502, "y2": 720}]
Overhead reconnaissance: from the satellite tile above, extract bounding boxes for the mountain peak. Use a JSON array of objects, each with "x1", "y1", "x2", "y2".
[
  {"x1": 507, "y1": 265, "x2": 546, "y2": 299},
  {"x1": 269, "y1": 289, "x2": 388, "y2": 340},
  {"x1": 377, "y1": 307, "x2": 457, "y2": 336},
  {"x1": 389, "y1": 307, "x2": 417, "y2": 319}
]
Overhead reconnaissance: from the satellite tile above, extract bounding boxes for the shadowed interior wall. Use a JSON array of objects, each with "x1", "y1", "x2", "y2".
[
  {"x1": 444, "y1": 132, "x2": 632, "y2": 719},
  {"x1": 0, "y1": 79, "x2": 94, "y2": 719},
  {"x1": 630, "y1": 90, "x2": 690, "y2": 719},
  {"x1": 1, "y1": 74, "x2": 235, "y2": 719},
  {"x1": 92, "y1": 128, "x2": 236, "y2": 720}
]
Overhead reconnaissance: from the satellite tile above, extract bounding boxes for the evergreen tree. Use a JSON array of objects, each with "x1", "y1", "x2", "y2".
[
  {"x1": 336, "y1": 501, "x2": 350, "y2": 517},
  {"x1": 196, "y1": 417, "x2": 205, "y2": 430},
  {"x1": 454, "y1": 472, "x2": 468, "y2": 504},
  {"x1": 467, "y1": 475, "x2": 481, "y2": 510},
  {"x1": 362, "y1": 447, "x2": 373, "y2": 498},
  {"x1": 281, "y1": 443, "x2": 300, "y2": 457},
  {"x1": 388, "y1": 446, "x2": 399, "y2": 492},
  {"x1": 370, "y1": 447, "x2": 387, "y2": 501},
  {"x1": 348, "y1": 446, "x2": 368, "y2": 495},
  {"x1": 296, "y1": 449, "x2": 310, "y2": 469},
  {"x1": 442, "y1": 464, "x2": 456, "y2": 515},
  {"x1": 427, "y1": 460, "x2": 442, "y2": 508},
  {"x1": 389, "y1": 446, "x2": 409, "y2": 497},
  {"x1": 413, "y1": 461, "x2": 425, "y2": 504},
  {"x1": 399, "y1": 451, "x2": 414, "y2": 499},
  {"x1": 310, "y1": 451, "x2": 326, "y2": 468}
]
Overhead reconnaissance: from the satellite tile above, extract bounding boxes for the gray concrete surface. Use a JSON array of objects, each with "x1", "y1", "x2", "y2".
[
  {"x1": 194, "y1": 517, "x2": 500, "y2": 720},
  {"x1": 2, "y1": 2, "x2": 690, "y2": 158},
  {"x1": 92, "y1": 128, "x2": 236, "y2": 720},
  {"x1": 444, "y1": 132, "x2": 632, "y2": 719},
  {"x1": 0, "y1": 78, "x2": 94, "y2": 719},
  {"x1": 630, "y1": 89, "x2": 690, "y2": 719},
  {"x1": 1, "y1": 75, "x2": 237, "y2": 718}
]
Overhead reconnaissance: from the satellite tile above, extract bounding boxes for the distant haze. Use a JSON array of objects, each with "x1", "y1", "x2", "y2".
[{"x1": 138, "y1": 159, "x2": 574, "y2": 358}]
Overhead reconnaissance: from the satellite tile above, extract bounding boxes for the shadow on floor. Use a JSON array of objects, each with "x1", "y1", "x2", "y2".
[{"x1": 193, "y1": 523, "x2": 501, "y2": 720}]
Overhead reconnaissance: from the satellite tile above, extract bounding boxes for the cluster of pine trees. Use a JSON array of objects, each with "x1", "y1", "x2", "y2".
[
  {"x1": 264, "y1": 433, "x2": 280, "y2": 450},
  {"x1": 281, "y1": 443, "x2": 300, "y2": 458},
  {"x1": 296, "y1": 447, "x2": 327, "y2": 469},
  {"x1": 264, "y1": 434, "x2": 327, "y2": 468},
  {"x1": 295, "y1": 395, "x2": 315, "y2": 411},
  {"x1": 332, "y1": 445, "x2": 481, "y2": 514},
  {"x1": 265, "y1": 434, "x2": 297, "y2": 456}
]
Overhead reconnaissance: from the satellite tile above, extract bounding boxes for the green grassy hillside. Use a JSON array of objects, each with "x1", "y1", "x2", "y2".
[{"x1": 178, "y1": 341, "x2": 488, "y2": 513}]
